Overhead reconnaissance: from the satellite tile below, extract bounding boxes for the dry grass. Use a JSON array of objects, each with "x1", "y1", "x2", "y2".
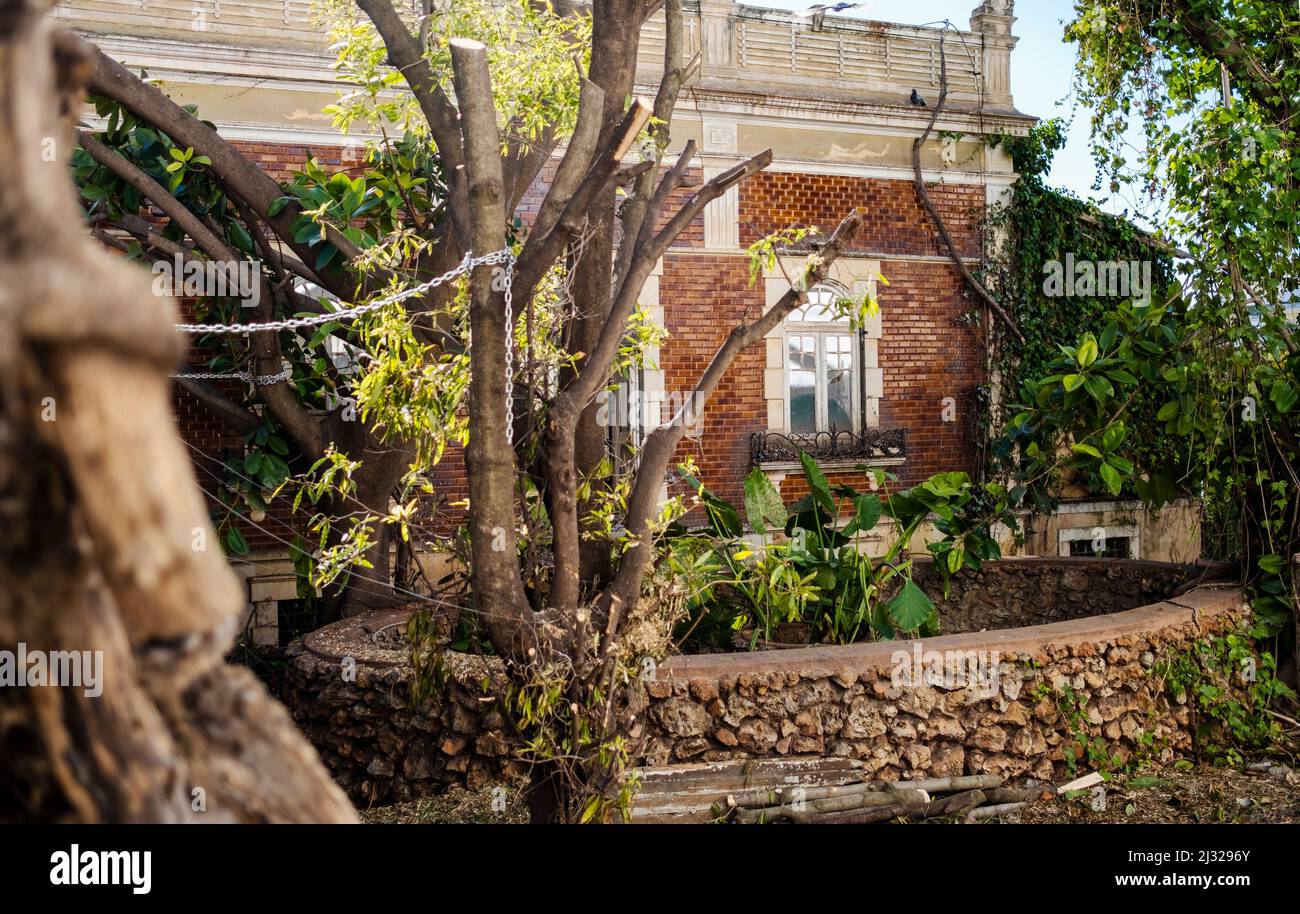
[
  {"x1": 358, "y1": 784, "x2": 527, "y2": 824},
  {"x1": 1013, "y1": 759, "x2": 1300, "y2": 824}
]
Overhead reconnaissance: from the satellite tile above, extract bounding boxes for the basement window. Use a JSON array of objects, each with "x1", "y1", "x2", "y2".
[{"x1": 1059, "y1": 524, "x2": 1138, "y2": 559}]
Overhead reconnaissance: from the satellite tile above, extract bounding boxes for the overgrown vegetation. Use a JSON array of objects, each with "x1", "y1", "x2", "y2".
[
  {"x1": 669, "y1": 456, "x2": 1019, "y2": 650},
  {"x1": 1156, "y1": 631, "x2": 1295, "y2": 765}
]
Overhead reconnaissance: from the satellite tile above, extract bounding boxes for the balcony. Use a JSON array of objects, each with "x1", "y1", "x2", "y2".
[{"x1": 749, "y1": 426, "x2": 906, "y2": 470}]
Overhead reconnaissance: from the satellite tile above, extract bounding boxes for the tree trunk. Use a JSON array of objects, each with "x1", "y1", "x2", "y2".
[
  {"x1": 0, "y1": 0, "x2": 356, "y2": 824},
  {"x1": 319, "y1": 426, "x2": 416, "y2": 620}
]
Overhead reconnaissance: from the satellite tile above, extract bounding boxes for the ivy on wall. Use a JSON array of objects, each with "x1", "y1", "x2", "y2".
[{"x1": 978, "y1": 119, "x2": 1180, "y2": 495}]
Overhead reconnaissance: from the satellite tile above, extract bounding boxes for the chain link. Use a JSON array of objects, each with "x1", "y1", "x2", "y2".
[
  {"x1": 172, "y1": 364, "x2": 294, "y2": 386},
  {"x1": 173, "y1": 249, "x2": 518, "y2": 439},
  {"x1": 501, "y1": 255, "x2": 515, "y2": 445},
  {"x1": 173, "y1": 249, "x2": 512, "y2": 335}
]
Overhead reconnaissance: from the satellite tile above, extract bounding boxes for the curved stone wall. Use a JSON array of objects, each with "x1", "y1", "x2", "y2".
[
  {"x1": 643, "y1": 582, "x2": 1244, "y2": 779},
  {"x1": 914, "y1": 556, "x2": 1204, "y2": 633},
  {"x1": 281, "y1": 559, "x2": 1245, "y2": 804}
]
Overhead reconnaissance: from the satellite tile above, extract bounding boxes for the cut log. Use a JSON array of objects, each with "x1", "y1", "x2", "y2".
[
  {"x1": 966, "y1": 802, "x2": 1026, "y2": 823},
  {"x1": 916, "y1": 788, "x2": 987, "y2": 819},
  {"x1": 733, "y1": 787, "x2": 928, "y2": 824},
  {"x1": 791, "y1": 803, "x2": 906, "y2": 824},
  {"x1": 888, "y1": 774, "x2": 1002, "y2": 793},
  {"x1": 984, "y1": 786, "x2": 1050, "y2": 805}
]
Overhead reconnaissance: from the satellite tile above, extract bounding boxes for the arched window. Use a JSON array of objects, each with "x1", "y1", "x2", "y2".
[{"x1": 784, "y1": 281, "x2": 859, "y2": 434}]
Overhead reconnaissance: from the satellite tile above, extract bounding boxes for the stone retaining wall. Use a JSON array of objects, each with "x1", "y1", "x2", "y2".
[
  {"x1": 282, "y1": 623, "x2": 523, "y2": 805},
  {"x1": 281, "y1": 559, "x2": 1245, "y2": 804},
  {"x1": 644, "y1": 583, "x2": 1245, "y2": 781},
  {"x1": 914, "y1": 556, "x2": 1199, "y2": 634}
]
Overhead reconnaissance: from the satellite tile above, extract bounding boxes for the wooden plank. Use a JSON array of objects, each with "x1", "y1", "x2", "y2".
[{"x1": 629, "y1": 756, "x2": 869, "y2": 824}]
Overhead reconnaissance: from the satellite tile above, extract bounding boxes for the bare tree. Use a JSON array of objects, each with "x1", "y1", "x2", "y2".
[{"x1": 0, "y1": 0, "x2": 356, "y2": 823}]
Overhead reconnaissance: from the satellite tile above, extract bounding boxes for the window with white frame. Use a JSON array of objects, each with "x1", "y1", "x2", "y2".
[{"x1": 785, "y1": 282, "x2": 859, "y2": 434}]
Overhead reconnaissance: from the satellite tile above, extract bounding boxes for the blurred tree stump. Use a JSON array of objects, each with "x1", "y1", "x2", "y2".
[{"x1": 0, "y1": 0, "x2": 356, "y2": 823}]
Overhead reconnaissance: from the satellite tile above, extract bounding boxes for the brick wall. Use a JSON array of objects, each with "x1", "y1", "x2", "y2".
[
  {"x1": 739, "y1": 172, "x2": 984, "y2": 259},
  {"x1": 659, "y1": 254, "x2": 765, "y2": 507},
  {"x1": 874, "y1": 258, "x2": 984, "y2": 485}
]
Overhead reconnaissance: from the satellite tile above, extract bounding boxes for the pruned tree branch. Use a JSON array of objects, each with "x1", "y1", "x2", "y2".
[
  {"x1": 911, "y1": 33, "x2": 1024, "y2": 345},
  {"x1": 603, "y1": 208, "x2": 864, "y2": 612},
  {"x1": 450, "y1": 36, "x2": 537, "y2": 657}
]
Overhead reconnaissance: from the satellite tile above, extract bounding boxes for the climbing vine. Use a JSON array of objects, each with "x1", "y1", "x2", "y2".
[{"x1": 980, "y1": 119, "x2": 1179, "y2": 494}]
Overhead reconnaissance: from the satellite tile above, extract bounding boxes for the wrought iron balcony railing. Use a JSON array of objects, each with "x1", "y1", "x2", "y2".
[{"x1": 749, "y1": 427, "x2": 906, "y2": 468}]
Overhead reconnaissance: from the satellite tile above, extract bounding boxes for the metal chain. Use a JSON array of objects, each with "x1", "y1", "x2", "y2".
[
  {"x1": 502, "y1": 256, "x2": 515, "y2": 445},
  {"x1": 173, "y1": 248, "x2": 518, "y2": 442},
  {"x1": 172, "y1": 364, "x2": 293, "y2": 386},
  {"x1": 173, "y1": 249, "x2": 511, "y2": 335}
]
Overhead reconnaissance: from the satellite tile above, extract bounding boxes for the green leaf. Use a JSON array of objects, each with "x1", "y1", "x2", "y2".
[
  {"x1": 742, "y1": 467, "x2": 786, "y2": 537},
  {"x1": 315, "y1": 244, "x2": 339, "y2": 271},
  {"x1": 799, "y1": 452, "x2": 834, "y2": 512},
  {"x1": 1083, "y1": 374, "x2": 1114, "y2": 402},
  {"x1": 1098, "y1": 461, "x2": 1123, "y2": 495},
  {"x1": 853, "y1": 493, "x2": 882, "y2": 532},
  {"x1": 1070, "y1": 442, "x2": 1102, "y2": 458},
  {"x1": 1257, "y1": 554, "x2": 1285, "y2": 575},
  {"x1": 1076, "y1": 335, "x2": 1098, "y2": 366},
  {"x1": 1269, "y1": 379, "x2": 1298, "y2": 413},
  {"x1": 946, "y1": 546, "x2": 963, "y2": 573},
  {"x1": 224, "y1": 525, "x2": 249, "y2": 556},
  {"x1": 884, "y1": 579, "x2": 936, "y2": 633},
  {"x1": 1156, "y1": 401, "x2": 1180, "y2": 421}
]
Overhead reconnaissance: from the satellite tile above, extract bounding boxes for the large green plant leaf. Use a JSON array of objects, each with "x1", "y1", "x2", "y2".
[
  {"x1": 844, "y1": 493, "x2": 882, "y2": 536},
  {"x1": 743, "y1": 467, "x2": 786, "y2": 537},
  {"x1": 884, "y1": 579, "x2": 937, "y2": 634},
  {"x1": 799, "y1": 452, "x2": 834, "y2": 512},
  {"x1": 681, "y1": 471, "x2": 743, "y2": 538}
]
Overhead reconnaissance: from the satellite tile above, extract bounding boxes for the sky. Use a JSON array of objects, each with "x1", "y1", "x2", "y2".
[{"x1": 756, "y1": 0, "x2": 1109, "y2": 205}]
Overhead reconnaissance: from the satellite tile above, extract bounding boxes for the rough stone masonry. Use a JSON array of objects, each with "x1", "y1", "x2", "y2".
[{"x1": 282, "y1": 559, "x2": 1246, "y2": 805}]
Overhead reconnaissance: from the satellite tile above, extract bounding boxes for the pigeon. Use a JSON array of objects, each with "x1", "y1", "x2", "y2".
[
  {"x1": 910, "y1": 89, "x2": 928, "y2": 107},
  {"x1": 795, "y1": 1, "x2": 866, "y2": 15}
]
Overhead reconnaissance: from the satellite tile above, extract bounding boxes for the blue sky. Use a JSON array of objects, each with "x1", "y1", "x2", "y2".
[{"x1": 757, "y1": 1, "x2": 1108, "y2": 204}]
